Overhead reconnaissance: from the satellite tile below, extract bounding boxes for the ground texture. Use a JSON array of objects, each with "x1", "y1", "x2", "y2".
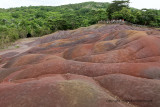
[{"x1": 0, "y1": 24, "x2": 160, "y2": 107}]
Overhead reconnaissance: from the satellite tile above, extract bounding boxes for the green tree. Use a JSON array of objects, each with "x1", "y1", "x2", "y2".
[
  {"x1": 107, "y1": 0, "x2": 130, "y2": 19},
  {"x1": 112, "y1": 7, "x2": 132, "y2": 20}
]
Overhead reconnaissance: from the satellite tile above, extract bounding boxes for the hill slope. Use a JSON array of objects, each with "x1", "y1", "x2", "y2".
[
  {"x1": 0, "y1": 1, "x2": 160, "y2": 48},
  {"x1": 0, "y1": 24, "x2": 160, "y2": 107}
]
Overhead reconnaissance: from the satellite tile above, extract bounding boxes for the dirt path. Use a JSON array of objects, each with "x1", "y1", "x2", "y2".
[{"x1": 0, "y1": 37, "x2": 39, "y2": 57}]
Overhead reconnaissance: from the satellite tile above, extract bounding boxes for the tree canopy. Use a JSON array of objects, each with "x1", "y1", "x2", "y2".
[{"x1": 107, "y1": 0, "x2": 130, "y2": 19}]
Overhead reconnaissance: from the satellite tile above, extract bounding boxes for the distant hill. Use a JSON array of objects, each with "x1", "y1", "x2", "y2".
[{"x1": 0, "y1": 2, "x2": 109, "y2": 48}]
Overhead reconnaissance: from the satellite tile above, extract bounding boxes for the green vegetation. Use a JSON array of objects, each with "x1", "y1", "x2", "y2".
[
  {"x1": 0, "y1": 2, "x2": 109, "y2": 48},
  {"x1": 0, "y1": 1, "x2": 160, "y2": 48},
  {"x1": 107, "y1": 0, "x2": 160, "y2": 27}
]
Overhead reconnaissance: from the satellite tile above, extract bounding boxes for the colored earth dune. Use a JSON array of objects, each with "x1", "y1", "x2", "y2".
[{"x1": 0, "y1": 24, "x2": 160, "y2": 107}]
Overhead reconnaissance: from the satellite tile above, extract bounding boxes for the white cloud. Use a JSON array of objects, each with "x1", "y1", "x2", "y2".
[{"x1": 0, "y1": 0, "x2": 159, "y2": 9}]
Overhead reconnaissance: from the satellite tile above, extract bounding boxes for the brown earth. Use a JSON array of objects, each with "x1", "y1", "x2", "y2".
[{"x1": 0, "y1": 24, "x2": 160, "y2": 107}]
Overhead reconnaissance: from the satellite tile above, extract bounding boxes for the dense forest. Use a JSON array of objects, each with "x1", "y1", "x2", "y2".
[{"x1": 0, "y1": 1, "x2": 160, "y2": 48}]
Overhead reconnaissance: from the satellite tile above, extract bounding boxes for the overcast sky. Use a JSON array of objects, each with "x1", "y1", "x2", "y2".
[{"x1": 0, "y1": 0, "x2": 159, "y2": 9}]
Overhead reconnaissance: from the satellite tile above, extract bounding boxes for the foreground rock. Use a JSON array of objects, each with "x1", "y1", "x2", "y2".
[{"x1": 0, "y1": 24, "x2": 160, "y2": 107}]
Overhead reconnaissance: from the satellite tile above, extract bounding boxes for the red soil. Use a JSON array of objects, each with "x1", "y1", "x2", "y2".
[{"x1": 0, "y1": 24, "x2": 160, "y2": 107}]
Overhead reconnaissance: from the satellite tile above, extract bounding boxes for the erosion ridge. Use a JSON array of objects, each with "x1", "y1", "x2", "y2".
[{"x1": 0, "y1": 24, "x2": 160, "y2": 107}]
